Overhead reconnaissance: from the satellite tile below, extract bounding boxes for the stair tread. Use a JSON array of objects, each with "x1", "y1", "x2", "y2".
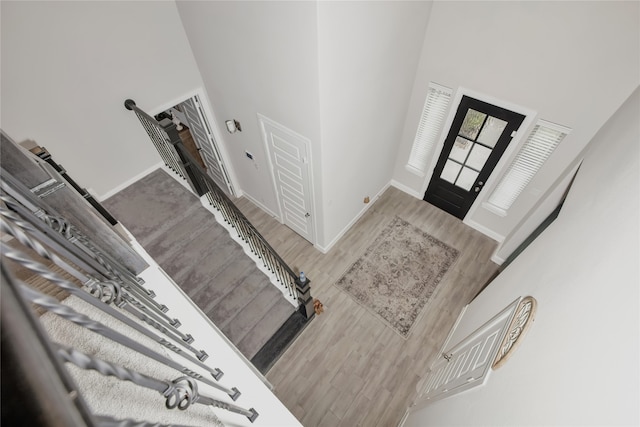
[
  {"x1": 237, "y1": 297, "x2": 296, "y2": 360},
  {"x1": 161, "y1": 236, "x2": 243, "y2": 288},
  {"x1": 145, "y1": 206, "x2": 225, "y2": 263},
  {"x1": 219, "y1": 284, "x2": 285, "y2": 351},
  {"x1": 205, "y1": 271, "x2": 268, "y2": 326},
  {"x1": 103, "y1": 170, "x2": 200, "y2": 246}
]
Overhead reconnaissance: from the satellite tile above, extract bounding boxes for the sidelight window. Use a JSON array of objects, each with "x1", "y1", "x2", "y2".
[
  {"x1": 406, "y1": 82, "x2": 452, "y2": 176},
  {"x1": 486, "y1": 120, "x2": 571, "y2": 214}
]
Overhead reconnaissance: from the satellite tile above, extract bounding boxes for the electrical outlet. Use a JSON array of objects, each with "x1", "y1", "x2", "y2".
[{"x1": 245, "y1": 151, "x2": 254, "y2": 160}]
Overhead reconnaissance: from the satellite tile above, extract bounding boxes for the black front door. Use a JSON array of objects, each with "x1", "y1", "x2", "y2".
[{"x1": 424, "y1": 96, "x2": 525, "y2": 219}]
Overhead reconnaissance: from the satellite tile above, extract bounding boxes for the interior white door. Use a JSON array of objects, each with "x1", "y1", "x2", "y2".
[
  {"x1": 260, "y1": 115, "x2": 315, "y2": 244},
  {"x1": 179, "y1": 96, "x2": 234, "y2": 196},
  {"x1": 420, "y1": 298, "x2": 519, "y2": 403}
]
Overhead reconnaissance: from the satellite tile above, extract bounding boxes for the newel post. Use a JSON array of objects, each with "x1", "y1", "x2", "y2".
[{"x1": 295, "y1": 276, "x2": 315, "y2": 320}]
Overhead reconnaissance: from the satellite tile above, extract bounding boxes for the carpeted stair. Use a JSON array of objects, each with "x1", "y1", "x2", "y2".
[{"x1": 103, "y1": 169, "x2": 296, "y2": 362}]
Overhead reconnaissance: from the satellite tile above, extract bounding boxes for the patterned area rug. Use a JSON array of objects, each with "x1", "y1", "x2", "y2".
[{"x1": 335, "y1": 216, "x2": 459, "y2": 338}]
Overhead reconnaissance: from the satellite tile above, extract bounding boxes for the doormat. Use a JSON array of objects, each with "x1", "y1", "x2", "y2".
[{"x1": 335, "y1": 216, "x2": 459, "y2": 338}]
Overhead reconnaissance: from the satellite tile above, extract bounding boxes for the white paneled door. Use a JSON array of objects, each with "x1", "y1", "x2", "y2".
[
  {"x1": 419, "y1": 298, "x2": 519, "y2": 404},
  {"x1": 259, "y1": 115, "x2": 315, "y2": 244},
  {"x1": 179, "y1": 96, "x2": 234, "y2": 196}
]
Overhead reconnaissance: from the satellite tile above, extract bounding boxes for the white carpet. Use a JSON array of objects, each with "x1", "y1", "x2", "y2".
[{"x1": 40, "y1": 295, "x2": 226, "y2": 427}]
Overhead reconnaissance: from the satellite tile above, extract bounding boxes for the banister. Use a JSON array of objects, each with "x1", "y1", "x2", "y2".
[{"x1": 125, "y1": 99, "x2": 315, "y2": 319}]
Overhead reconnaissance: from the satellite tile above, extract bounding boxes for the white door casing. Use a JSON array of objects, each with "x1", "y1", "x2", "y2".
[
  {"x1": 419, "y1": 298, "x2": 520, "y2": 404},
  {"x1": 259, "y1": 114, "x2": 316, "y2": 244},
  {"x1": 179, "y1": 95, "x2": 234, "y2": 196}
]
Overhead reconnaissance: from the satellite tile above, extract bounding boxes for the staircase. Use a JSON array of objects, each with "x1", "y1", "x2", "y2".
[
  {"x1": 103, "y1": 169, "x2": 296, "y2": 363},
  {"x1": 0, "y1": 129, "x2": 306, "y2": 425}
]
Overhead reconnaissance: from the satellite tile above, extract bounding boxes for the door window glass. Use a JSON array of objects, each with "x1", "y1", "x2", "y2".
[
  {"x1": 450, "y1": 137, "x2": 472, "y2": 163},
  {"x1": 466, "y1": 144, "x2": 492, "y2": 170},
  {"x1": 459, "y1": 109, "x2": 487, "y2": 140},
  {"x1": 441, "y1": 160, "x2": 462, "y2": 184},
  {"x1": 456, "y1": 167, "x2": 479, "y2": 191},
  {"x1": 440, "y1": 110, "x2": 510, "y2": 191},
  {"x1": 477, "y1": 117, "x2": 507, "y2": 147}
]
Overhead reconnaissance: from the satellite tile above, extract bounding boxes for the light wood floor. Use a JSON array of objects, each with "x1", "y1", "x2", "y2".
[{"x1": 235, "y1": 186, "x2": 499, "y2": 427}]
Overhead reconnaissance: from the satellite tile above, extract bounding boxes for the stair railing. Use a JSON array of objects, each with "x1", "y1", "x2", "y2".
[
  {"x1": 0, "y1": 189, "x2": 259, "y2": 424},
  {"x1": 125, "y1": 99, "x2": 315, "y2": 320}
]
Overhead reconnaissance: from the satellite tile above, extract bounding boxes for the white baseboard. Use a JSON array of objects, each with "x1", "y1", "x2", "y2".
[
  {"x1": 491, "y1": 252, "x2": 506, "y2": 265},
  {"x1": 98, "y1": 162, "x2": 163, "y2": 201},
  {"x1": 397, "y1": 408, "x2": 411, "y2": 427},
  {"x1": 463, "y1": 218, "x2": 505, "y2": 243},
  {"x1": 390, "y1": 179, "x2": 423, "y2": 199},
  {"x1": 241, "y1": 192, "x2": 281, "y2": 221},
  {"x1": 317, "y1": 182, "x2": 391, "y2": 254}
]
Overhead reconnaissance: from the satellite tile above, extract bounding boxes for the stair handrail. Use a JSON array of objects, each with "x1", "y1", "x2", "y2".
[{"x1": 124, "y1": 99, "x2": 314, "y2": 319}]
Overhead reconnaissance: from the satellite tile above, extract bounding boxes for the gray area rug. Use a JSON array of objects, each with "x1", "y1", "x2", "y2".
[{"x1": 335, "y1": 216, "x2": 459, "y2": 338}]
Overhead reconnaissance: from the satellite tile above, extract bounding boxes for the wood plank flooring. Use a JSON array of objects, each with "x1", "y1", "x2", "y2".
[{"x1": 235, "y1": 186, "x2": 499, "y2": 427}]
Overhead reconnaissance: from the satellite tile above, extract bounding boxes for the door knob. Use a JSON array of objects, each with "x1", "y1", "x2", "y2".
[
  {"x1": 305, "y1": 212, "x2": 310, "y2": 218},
  {"x1": 474, "y1": 186, "x2": 480, "y2": 193}
]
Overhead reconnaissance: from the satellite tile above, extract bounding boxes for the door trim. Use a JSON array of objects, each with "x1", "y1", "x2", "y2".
[
  {"x1": 149, "y1": 88, "x2": 240, "y2": 198},
  {"x1": 258, "y1": 113, "x2": 318, "y2": 246},
  {"x1": 420, "y1": 87, "x2": 537, "y2": 224}
]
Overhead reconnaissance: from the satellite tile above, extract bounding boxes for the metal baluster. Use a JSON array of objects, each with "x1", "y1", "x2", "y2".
[
  {"x1": 1, "y1": 242, "x2": 222, "y2": 381},
  {"x1": 20, "y1": 284, "x2": 238, "y2": 399},
  {"x1": 69, "y1": 226, "x2": 150, "y2": 290},
  {"x1": 0, "y1": 186, "x2": 125, "y2": 282},
  {"x1": 136, "y1": 112, "x2": 181, "y2": 177},
  {"x1": 125, "y1": 99, "x2": 315, "y2": 319},
  {"x1": 56, "y1": 345, "x2": 258, "y2": 422},
  {"x1": 60, "y1": 220, "x2": 170, "y2": 314},
  {"x1": 0, "y1": 190, "x2": 152, "y2": 299},
  {"x1": 0, "y1": 204, "x2": 182, "y2": 329}
]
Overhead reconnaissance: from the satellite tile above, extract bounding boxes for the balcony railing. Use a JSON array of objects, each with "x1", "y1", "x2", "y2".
[{"x1": 0, "y1": 177, "x2": 259, "y2": 425}]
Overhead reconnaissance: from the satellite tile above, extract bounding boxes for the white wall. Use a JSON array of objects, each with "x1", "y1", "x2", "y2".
[
  {"x1": 175, "y1": 1, "x2": 323, "y2": 226},
  {"x1": 0, "y1": 1, "x2": 206, "y2": 198},
  {"x1": 317, "y1": 1, "x2": 431, "y2": 247},
  {"x1": 404, "y1": 86, "x2": 639, "y2": 426},
  {"x1": 176, "y1": 1, "x2": 431, "y2": 250},
  {"x1": 392, "y1": 1, "x2": 639, "y2": 243},
  {"x1": 492, "y1": 160, "x2": 580, "y2": 264}
]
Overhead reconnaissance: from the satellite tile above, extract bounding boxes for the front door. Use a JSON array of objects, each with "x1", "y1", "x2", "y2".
[{"x1": 424, "y1": 96, "x2": 525, "y2": 219}]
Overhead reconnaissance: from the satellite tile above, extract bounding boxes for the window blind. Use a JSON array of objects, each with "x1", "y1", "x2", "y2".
[
  {"x1": 406, "y1": 83, "x2": 452, "y2": 176},
  {"x1": 487, "y1": 120, "x2": 570, "y2": 213}
]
